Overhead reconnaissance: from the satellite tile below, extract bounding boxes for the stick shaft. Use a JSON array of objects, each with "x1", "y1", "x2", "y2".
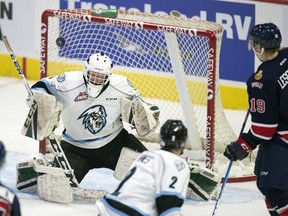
[
  {"x1": 212, "y1": 109, "x2": 250, "y2": 215},
  {"x1": 2, "y1": 35, "x2": 33, "y2": 97}
]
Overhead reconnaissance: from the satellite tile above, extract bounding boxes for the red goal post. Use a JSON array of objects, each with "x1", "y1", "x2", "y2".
[{"x1": 40, "y1": 9, "x2": 256, "y2": 182}]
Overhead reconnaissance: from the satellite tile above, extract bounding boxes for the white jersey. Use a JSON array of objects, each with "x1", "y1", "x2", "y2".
[
  {"x1": 96, "y1": 150, "x2": 190, "y2": 216},
  {"x1": 33, "y1": 72, "x2": 139, "y2": 149}
]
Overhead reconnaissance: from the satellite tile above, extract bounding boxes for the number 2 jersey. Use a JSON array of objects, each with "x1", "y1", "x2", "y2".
[
  {"x1": 96, "y1": 149, "x2": 190, "y2": 216},
  {"x1": 31, "y1": 72, "x2": 139, "y2": 149}
]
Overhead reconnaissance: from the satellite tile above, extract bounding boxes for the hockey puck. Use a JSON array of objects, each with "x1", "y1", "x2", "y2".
[
  {"x1": 170, "y1": 10, "x2": 182, "y2": 18},
  {"x1": 56, "y1": 37, "x2": 65, "y2": 47}
]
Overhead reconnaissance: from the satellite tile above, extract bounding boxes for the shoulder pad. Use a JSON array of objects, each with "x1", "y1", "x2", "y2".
[
  {"x1": 110, "y1": 74, "x2": 139, "y2": 97},
  {"x1": 52, "y1": 72, "x2": 84, "y2": 91}
]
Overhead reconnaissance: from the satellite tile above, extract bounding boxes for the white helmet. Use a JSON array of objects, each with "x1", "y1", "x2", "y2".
[{"x1": 83, "y1": 52, "x2": 113, "y2": 97}]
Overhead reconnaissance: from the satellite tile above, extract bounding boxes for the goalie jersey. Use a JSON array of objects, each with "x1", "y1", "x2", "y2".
[
  {"x1": 31, "y1": 72, "x2": 139, "y2": 149},
  {"x1": 96, "y1": 150, "x2": 190, "y2": 216}
]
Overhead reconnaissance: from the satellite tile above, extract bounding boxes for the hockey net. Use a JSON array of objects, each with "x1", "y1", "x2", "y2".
[{"x1": 40, "y1": 9, "x2": 256, "y2": 182}]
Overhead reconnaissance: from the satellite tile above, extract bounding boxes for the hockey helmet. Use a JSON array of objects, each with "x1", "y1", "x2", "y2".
[
  {"x1": 249, "y1": 23, "x2": 282, "y2": 50},
  {"x1": 83, "y1": 52, "x2": 113, "y2": 97},
  {"x1": 0, "y1": 141, "x2": 6, "y2": 168},
  {"x1": 160, "y1": 119, "x2": 187, "y2": 150}
]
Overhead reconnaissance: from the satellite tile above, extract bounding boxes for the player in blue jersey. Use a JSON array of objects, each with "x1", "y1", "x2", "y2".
[
  {"x1": 224, "y1": 23, "x2": 288, "y2": 216},
  {"x1": 0, "y1": 141, "x2": 22, "y2": 216}
]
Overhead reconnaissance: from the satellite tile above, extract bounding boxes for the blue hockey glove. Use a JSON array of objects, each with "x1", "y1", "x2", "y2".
[{"x1": 224, "y1": 133, "x2": 256, "y2": 161}]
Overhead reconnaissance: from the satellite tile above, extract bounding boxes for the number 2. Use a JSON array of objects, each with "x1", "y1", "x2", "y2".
[{"x1": 169, "y1": 176, "x2": 178, "y2": 188}]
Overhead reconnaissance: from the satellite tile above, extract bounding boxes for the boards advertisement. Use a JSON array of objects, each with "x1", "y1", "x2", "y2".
[{"x1": 60, "y1": 0, "x2": 255, "y2": 82}]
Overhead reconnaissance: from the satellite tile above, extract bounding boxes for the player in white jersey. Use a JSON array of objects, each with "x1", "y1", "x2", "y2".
[
  {"x1": 30, "y1": 52, "x2": 158, "y2": 183},
  {"x1": 96, "y1": 119, "x2": 190, "y2": 216}
]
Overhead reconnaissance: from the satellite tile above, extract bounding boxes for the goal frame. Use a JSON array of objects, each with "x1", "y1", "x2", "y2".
[{"x1": 40, "y1": 9, "x2": 256, "y2": 183}]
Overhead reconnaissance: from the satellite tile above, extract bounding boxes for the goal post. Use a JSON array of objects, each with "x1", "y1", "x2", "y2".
[{"x1": 40, "y1": 8, "x2": 255, "y2": 182}]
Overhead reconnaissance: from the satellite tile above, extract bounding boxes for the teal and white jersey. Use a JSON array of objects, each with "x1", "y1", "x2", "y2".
[
  {"x1": 32, "y1": 72, "x2": 139, "y2": 149},
  {"x1": 96, "y1": 150, "x2": 190, "y2": 216}
]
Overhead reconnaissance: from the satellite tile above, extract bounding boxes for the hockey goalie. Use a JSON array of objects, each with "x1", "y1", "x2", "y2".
[{"x1": 17, "y1": 52, "x2": 160, "y2": 203}]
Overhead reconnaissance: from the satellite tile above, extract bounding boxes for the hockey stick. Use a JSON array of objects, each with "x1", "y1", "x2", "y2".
[
  {"x1": 2, "y1": 35, "x2": 39, "y2": 140},
  {"x1": 47, "y1": 134, "x2": 107, "y2": 200},
  {"x1": 2, "y1": 36, "x2": 33, "y2": 97},
  {"x1": 212, "y1": 109, "x2": 250, "y2": 216}
]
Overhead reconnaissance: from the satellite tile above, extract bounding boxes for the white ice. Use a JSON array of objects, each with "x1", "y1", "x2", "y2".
[{"x1": 0, "y1": 77, "x2": 269, "y2": 215}]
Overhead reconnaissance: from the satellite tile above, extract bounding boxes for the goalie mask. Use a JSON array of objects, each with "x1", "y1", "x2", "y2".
[
  {"x1": 160, "y1": 120, "x2": 187, "y2": 151},
  {"x1": 83, "y1": 52, "x2": 113, "y2": 98},
  {"x1": 248, "y1": 23, "x2": 282, "y2": 54}
]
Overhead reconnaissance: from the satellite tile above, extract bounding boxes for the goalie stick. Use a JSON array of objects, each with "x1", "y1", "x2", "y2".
[
  {"x1": 212, "y1": 109, "x2": 250, "y2": 216},
  {"x1": 2, "y1": 35, "x2": 39, "y2": 140},
  {"x1": 47, "y1": 133, "x2": 107, "y2": 200},
  {"x1": 3, "y1": 35, "x2": 106, "y2": 200}
]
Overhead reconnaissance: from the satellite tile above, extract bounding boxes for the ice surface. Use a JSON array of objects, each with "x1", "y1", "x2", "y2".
[{"x1": 0, "y1": 77, "x2": 268, "y2": 215}]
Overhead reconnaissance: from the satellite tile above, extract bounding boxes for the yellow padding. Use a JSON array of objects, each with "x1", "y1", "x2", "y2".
[{"x1": 0, "y1": 54, "x2": 248, "y2": 109}]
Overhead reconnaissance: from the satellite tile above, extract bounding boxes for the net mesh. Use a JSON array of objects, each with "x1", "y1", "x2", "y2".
[{"x1": 41, "y1": 9, "x2": 255, "y2": 178}]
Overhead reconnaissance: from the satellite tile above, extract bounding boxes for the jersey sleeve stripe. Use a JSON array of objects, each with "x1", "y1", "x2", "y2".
[{"x1": 250, "y1": 122, "x2": 278, "y2": 140}]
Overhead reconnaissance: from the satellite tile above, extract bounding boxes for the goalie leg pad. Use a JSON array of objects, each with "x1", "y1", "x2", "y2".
[
  {"x1": 16, "y1": 158, "x2": 64, "y2": 192},
  {"x1": 186, "y1": 163, "x2": 221, "y2": 201},
  {"x1": 132, "y1": 98, "x2": 160, "y2": 136},
  {"x1": 37, "y1": 174, "x2": 73, "y2": 204},
  {"x1": 113, "y1": 147, "x2": 141, "y2": 181},
  {"x1": 16, "y1": 160, "x2": 38, "y2": 192}
]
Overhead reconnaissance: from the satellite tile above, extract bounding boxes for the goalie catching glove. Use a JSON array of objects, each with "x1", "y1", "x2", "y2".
[
  {"x1": 121, "y1": 97, "x2": 160, "y2": 136},
  {"x1": 186, "y1": 161, "x2": 221, "y2": 201},
  {"x1": 23, "y1": 91, "x2": 62, "y2": 140}
]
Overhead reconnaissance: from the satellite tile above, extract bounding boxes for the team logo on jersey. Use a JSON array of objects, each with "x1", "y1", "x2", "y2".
[
  {"x1": 57, "y1": 73, "x2": 66, "y2": 82},
  {"x1": 78, "y1": 105, "x2": 107, "y2": 134},
  {"x1": 174, "y1": 160, "x2": 186, "y2": 171},
  {"x1": 254, "y1": 70, "x2": 263, "y2": 80},
  {"x1": 278, "y1": 69, "x2": 288, "y2": 89},
  {"x1": 74, "y1": 92, "x2": 88, "y2": 102},
  {"x1": 251, "y1": 82, "x2": 263, "y2": 89}
]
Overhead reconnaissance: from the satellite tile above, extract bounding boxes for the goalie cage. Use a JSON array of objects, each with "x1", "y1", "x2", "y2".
[{"x1": 40, "y1": 8, "x2": 256, "y2": 182}]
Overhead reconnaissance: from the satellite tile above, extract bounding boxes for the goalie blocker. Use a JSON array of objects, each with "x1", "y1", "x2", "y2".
[{"x1": 22, "y1": 91, "x2": 62, "y2": 141}]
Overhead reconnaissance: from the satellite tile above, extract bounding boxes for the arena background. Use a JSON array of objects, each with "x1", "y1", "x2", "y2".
[{"x1": 0, "y1": 0, "x2": 287, "y2": 109}]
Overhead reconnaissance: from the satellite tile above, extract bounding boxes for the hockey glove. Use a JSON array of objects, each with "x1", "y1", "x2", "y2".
[{"x1": 224, "y1": 133, "x2": 257, "y2": 161}]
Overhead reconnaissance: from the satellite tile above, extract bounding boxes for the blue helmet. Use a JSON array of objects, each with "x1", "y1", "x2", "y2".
[
  {"x1": 249, "y1": 23, "x2": 282, "y2": 50},
  {"x1": 160, "y1": 120, "x2": 187, "y2": 150},
  {"x1": 0, "y1": 141, "x2": 6, "y2": 165}
]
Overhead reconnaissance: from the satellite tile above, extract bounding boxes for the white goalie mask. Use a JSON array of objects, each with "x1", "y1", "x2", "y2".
[{"x1": 83, "y1": 52, "x2": 113, "y2": 97}]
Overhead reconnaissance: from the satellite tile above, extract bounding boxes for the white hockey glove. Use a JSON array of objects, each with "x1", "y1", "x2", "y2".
[
  {"x1": 186, "y1": 161, "x2": 221, "y2": 201},
  {"x1": 22, "y1": 91, "x2": 62, "y2": 140}
]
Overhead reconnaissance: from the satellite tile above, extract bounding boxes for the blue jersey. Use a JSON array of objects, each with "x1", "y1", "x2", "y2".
[
  {"x1": 246, "y1": 48, "x2": 288, "y2": 190},
  {"x1": 0, "y1": 182, "x2": 21, "y2": 216},
  {"x1": 246, "y1": 48, "x2": 288, "y2": 145}
]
